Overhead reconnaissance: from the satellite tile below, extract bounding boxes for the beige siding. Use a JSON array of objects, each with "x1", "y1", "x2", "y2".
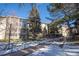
[{"x1": 0, "y1": 16, "x2": 21, "y2": 40}]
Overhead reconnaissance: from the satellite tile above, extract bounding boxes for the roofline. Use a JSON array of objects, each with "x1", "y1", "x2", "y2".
[
  {"x1": 0, "y1": 16, "x2": 19, "y2": 19},
  {"x1": 0, "y1": 16, "x2": 29, "y2": 20}
]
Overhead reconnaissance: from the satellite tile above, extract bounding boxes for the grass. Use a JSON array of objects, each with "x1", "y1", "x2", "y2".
[{"x1": 0, "y1": 39, "x2": 20, "y2": 43}]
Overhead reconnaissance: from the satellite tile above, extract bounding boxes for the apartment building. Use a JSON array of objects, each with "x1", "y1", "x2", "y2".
[{"x1": 0, "y1": 16, "x2": 21, "y2": 41}]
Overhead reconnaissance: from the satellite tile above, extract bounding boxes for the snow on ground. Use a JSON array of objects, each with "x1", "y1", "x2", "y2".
[
  {"x1": 29, "y1": 41, "x2": 79, "y2": 56},
  {"x1": 0, "y1": 40, "x2": 79, "y2": 56},
  {"x1": 0, "y1": 41, "x2": 40, "y2": 55},
  {"x1": 29, "y1": 44, "x2": 66, "y2": 56},
  {"x1": 63, "y1": 44, "x2": 79, "y2": 56}
]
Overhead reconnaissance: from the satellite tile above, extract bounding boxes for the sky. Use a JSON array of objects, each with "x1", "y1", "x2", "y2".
[{"x1": 0, "y1": 3, "x2": 52, "y2": 23}]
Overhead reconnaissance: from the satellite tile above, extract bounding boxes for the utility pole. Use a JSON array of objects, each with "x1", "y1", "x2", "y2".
[{"x1": 8, "y1": 24, "x2": 12, "y2": 49}]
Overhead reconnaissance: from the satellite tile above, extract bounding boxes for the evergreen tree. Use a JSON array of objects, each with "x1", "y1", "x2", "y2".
[{"x1": 28, "y1": 4, "x2": 41, "y2": 33}]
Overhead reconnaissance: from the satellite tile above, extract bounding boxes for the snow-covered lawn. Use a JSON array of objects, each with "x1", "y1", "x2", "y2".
[
  {"x1": 0, "y1": 39, "x2": 79, "y2": 56},
  {"x1": 29, "y1": 44, "x2": 66, "y2": 56},
  {"x1": 0, "y1": 41, "x2": 40, "y2": 55}
]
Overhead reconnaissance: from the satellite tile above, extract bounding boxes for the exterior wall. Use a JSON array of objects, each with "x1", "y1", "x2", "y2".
[
  {"x1": 41, "y1": 23, "x2": 48, "y2": 34},
  {"x1": 0, "y1": 16, "x2": 21, "y2": 40},
  {"x1": 61, "y1": 23, "x2": 70, "y2": 37},
  {"x1": 8, "y1": 17, "x2": 20, "y2": 39},
  {"x1": 58, "y1": 28, "x2": 62, "y2": 35},
  {"x1": 72, "y1": 28, "x2": 77, "y2": 34},
  {"x1": 0, "y1": 17, "x2": 6, "y2": 39}
]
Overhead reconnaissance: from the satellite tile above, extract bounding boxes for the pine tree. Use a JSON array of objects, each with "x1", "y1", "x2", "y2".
[
  {"x1": 28, "y1": 4, "x2": 41, "y2": 39},
  {"x1": 28, "y1": 4, "x2": 41, "y2": 33}
]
